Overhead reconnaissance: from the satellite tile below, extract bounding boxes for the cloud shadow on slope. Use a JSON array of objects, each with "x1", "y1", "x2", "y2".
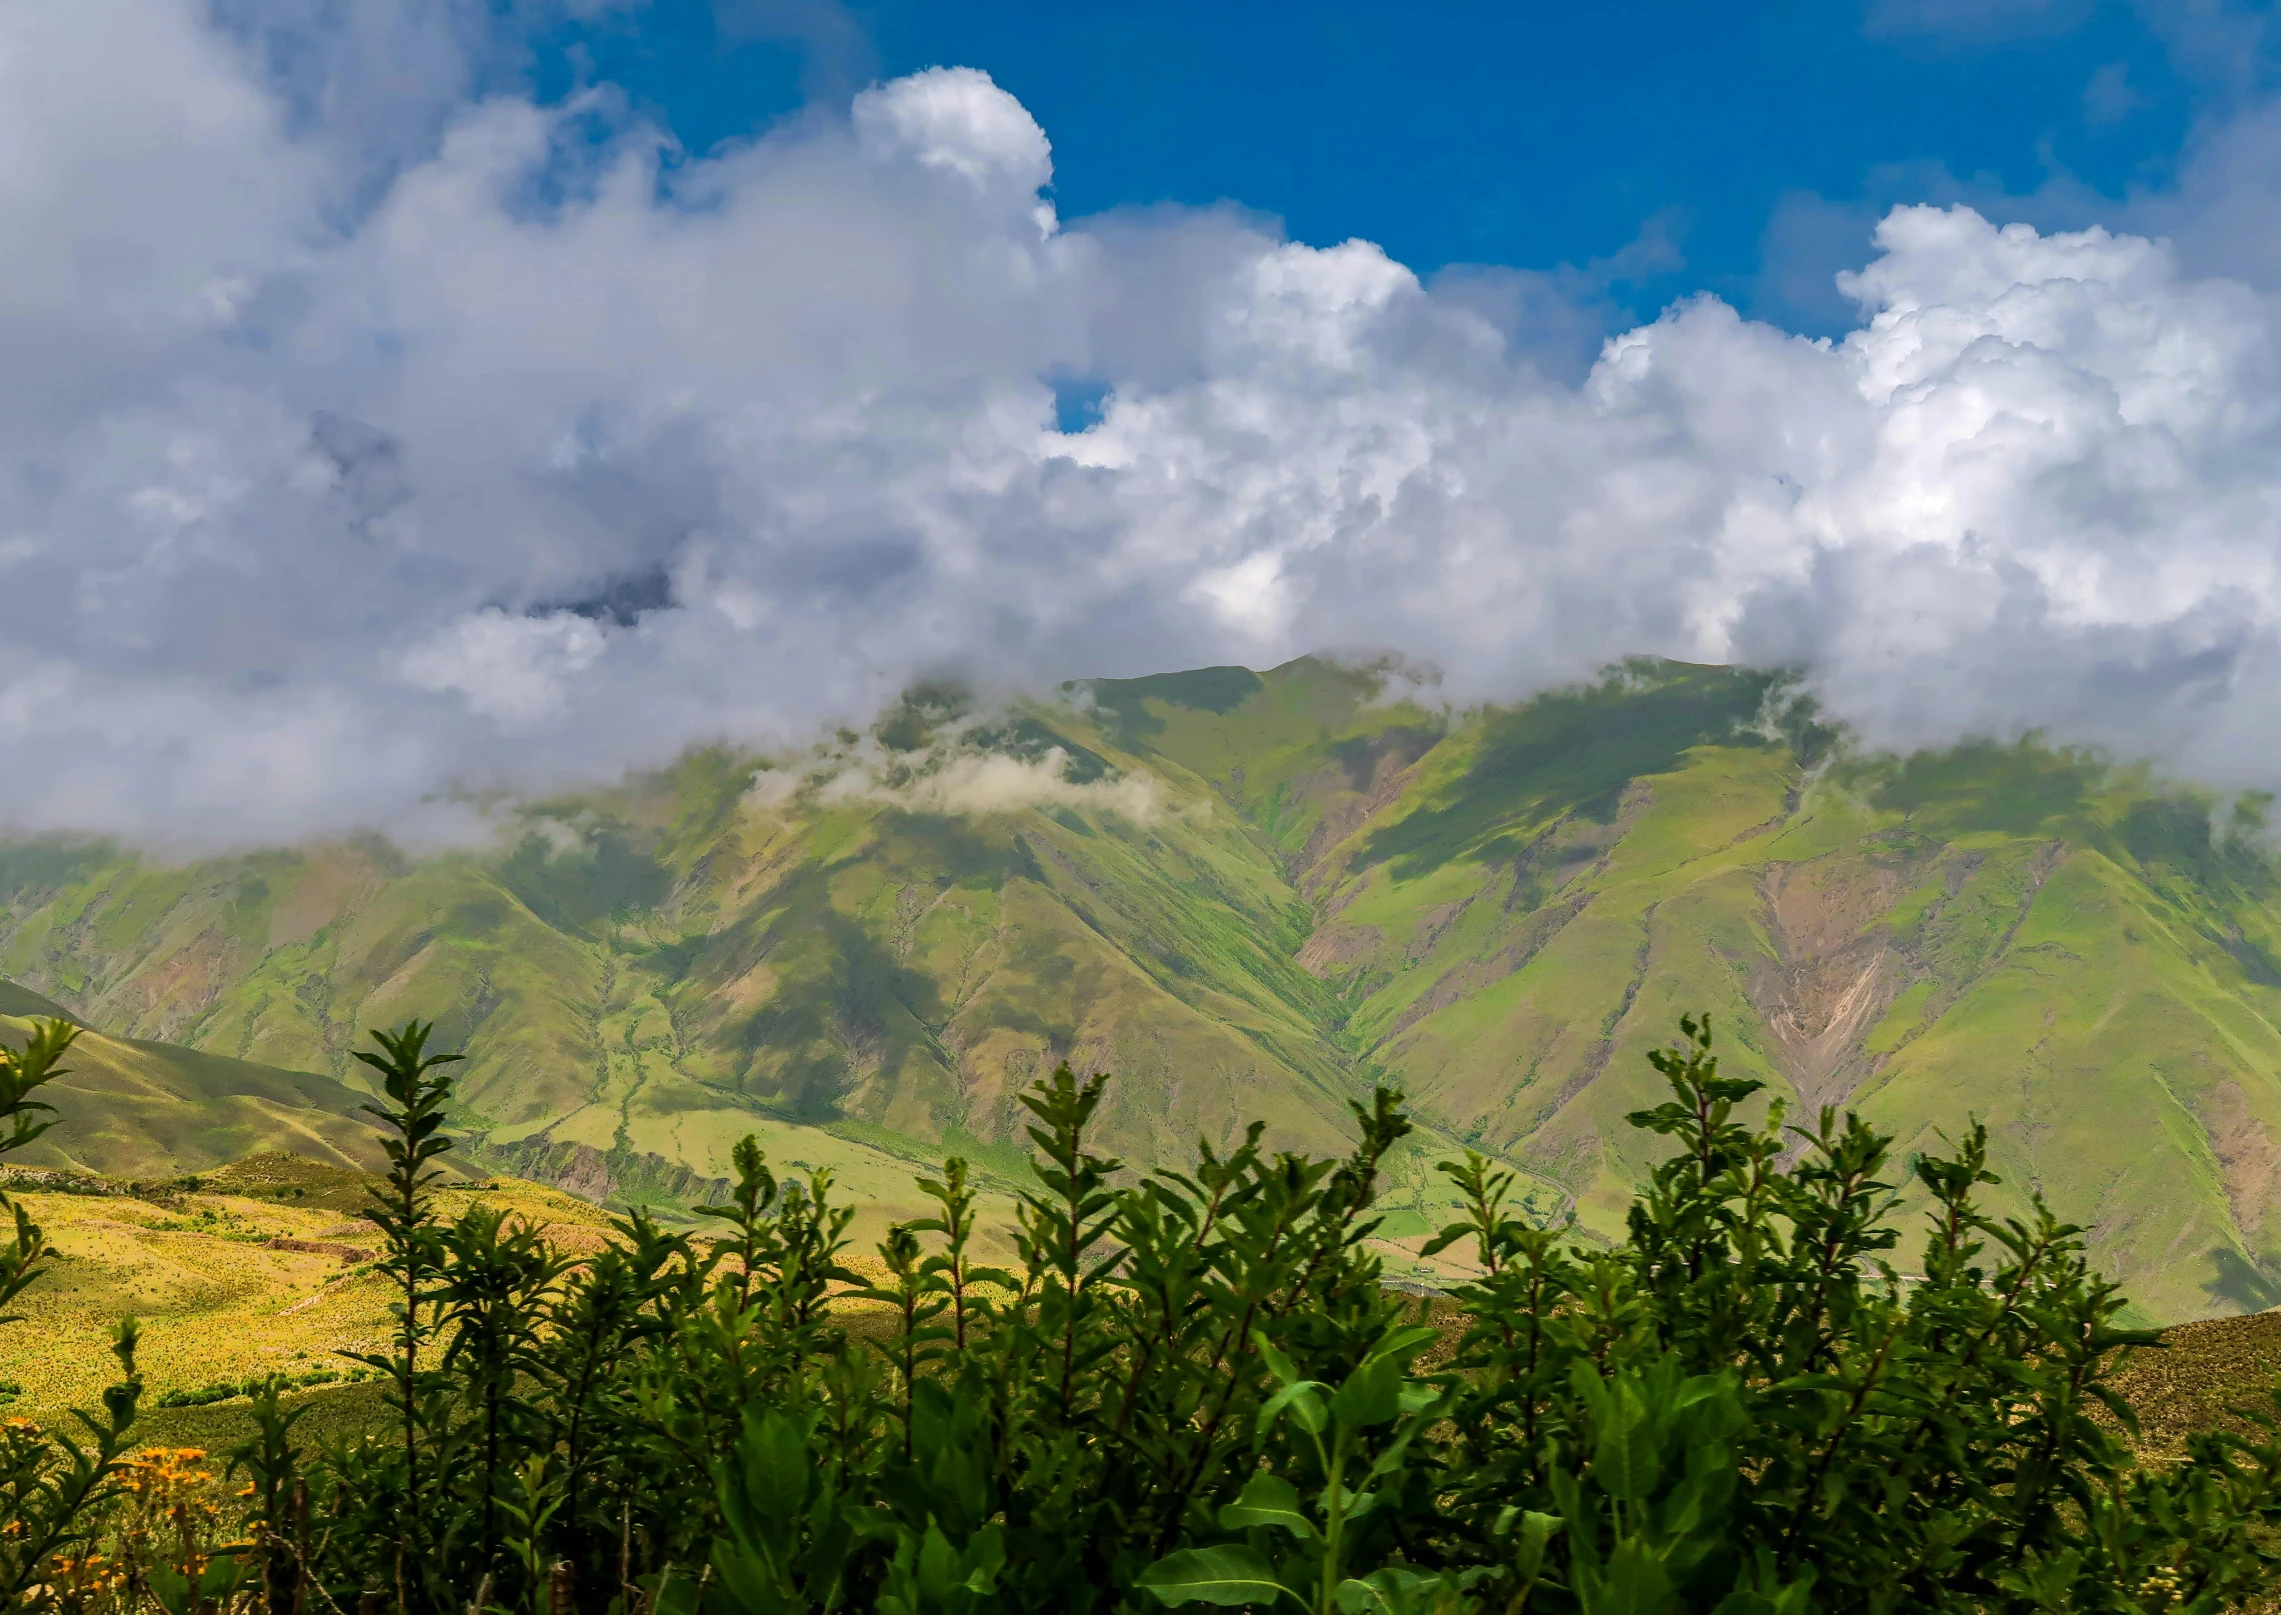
[
  {"x1": 2205, "y1": 1245, "x2": 2281, "y2": 1315},
  {"x1": 1866, "y1": 741, "x2": 2100, "y2": 838},
  {"x1": 1360, "y1": 662, "x2": 1780, "y2": 882}
]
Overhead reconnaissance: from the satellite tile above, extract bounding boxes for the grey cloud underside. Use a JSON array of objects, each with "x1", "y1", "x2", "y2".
[{"x1": 8, "y1": 0, "x2": 2281, "y2": 846}]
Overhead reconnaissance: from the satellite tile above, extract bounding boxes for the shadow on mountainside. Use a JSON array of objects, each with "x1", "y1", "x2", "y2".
[
  {"x1": 1867, "y1": 740, "x2": 2101, "y2": 838},
  {"x1": 1362, "y1": 663, "x2": 1779, "y2": 881},
  {"x1": 2206, "y1": 1245, "x2": 2281, "y2": 1316}
]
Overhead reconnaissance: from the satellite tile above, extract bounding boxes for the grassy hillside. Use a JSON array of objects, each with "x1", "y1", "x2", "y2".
[
  {"x1": 0, "y1": 1164, "x2": 624, "y2": 1419},
  {"x1": 1065, "y1": 661, "x2": 2281, "y2": 1321},
  {"x1": 0, "y1": 1010, "x2": 387, "y2": 1179},
  {"x1": 0, "y1": 978, "x2": 80, "y2": 1021},
  {"x1": 8, "y1": 658, "x2": 2281, "y2": 1318}
]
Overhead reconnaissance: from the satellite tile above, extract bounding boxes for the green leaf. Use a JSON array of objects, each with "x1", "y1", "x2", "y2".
[
  {"x1": 1258, "y1": 1379, "x2": 1330, "y2": 1437},
  {"x1": 1254, "y1": 1332, "x2": 1302, "y2": 1387},
  {"x1": 1418, "y1": 1225, "x2": 1469, "y2": 1259},
  {"x1": 1138, "y1": 1545, "x2": 1294, "y2": 1607},
  {"x1": 1396, "y1": 1382, "x2": 1444, "y2": 1418},
  {"x1": 1337, "y1": 1567, "x2": 1457, "y2": 1615},
  {"x1": 640, "y1": 1569, "x2": 701, "y2": 1615},
  {"x1": 1574, "y1": 1536, "x2": 1677, "y2": 1615},
  {"x1": 1219, "y1": 1471, "x2": 1318, "y2": 1540},
  {"x1": 708, "y1": 1538, "x2": 799, "y2": 1615},
  {"x1": 1513, "y1": 1511, "x2": 1562, "y2": 1584},
  {"x1": 963, "y1": 1523, "x2": 1007, "y2": 1592},
  {"x1": 1589, "y1": 1388, "x2": 1660, "y2": 1503},
  {"x1": 1370, "y1": 1326, "x2": 1441, "y2": 1364},
  {"x1": 722, "y1": 1407, "x2": 812, "y2": 1547},
  {"x1": 1331, "y1": 1353, "x2": 1403, "y2": 1428},
  {"x1": 145, "y1": 1552, "x2": 250, "y2": 1615},
  {"x1": 917, "y1": 1522, "x2": 960, "y2": 1599}
]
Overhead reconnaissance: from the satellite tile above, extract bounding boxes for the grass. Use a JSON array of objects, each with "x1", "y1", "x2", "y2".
[
  {"x1": 175, "y1": 1152, "x2": 386, "y2": 1213},
  {"x1": 0, "y1": 1013, "x2": 384, "y2": 1182},
  {"x1": 121, "y1": 1377, "x2": 396, "y2": 1456},
  {"x1": 0, "y1": 1172, "x2": 620, "y2": 1422},
  {"x1": 0, "y1": 1187, "x2": 397, "y2": 1419},
  {"x1": 2110, "y1": 1308, "x2": 2281, "y2": 1457}
]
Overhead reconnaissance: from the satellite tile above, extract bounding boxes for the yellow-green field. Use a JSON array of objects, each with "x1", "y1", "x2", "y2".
[
  {"x1": 0, "y1": 1148, "x2": 1012, "y2": 1438},
  {"x1": 0, "y1": 1169, "x2": 620, "y2": 1421}
]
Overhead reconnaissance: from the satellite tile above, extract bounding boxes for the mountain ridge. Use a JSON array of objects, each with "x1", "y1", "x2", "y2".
[{"x1": 7, "y1": 656, "x2": 2281, "y2": 1319}]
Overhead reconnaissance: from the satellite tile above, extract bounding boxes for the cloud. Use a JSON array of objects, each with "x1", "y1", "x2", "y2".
[
  {"x1": 399, "y1": 609, "x2": 609, "y2": 725},
  {"x1": 13, "y1": 0, "x2": 2281, "y2": 846},
  {"x1": 814, "y1": 747, "x2": 1167, "y2": 823}
]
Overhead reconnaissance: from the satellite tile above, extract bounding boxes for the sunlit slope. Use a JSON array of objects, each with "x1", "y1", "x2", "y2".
[
  {"x1": 0, "y1": 703, "x2": 1416, "y2": 1198},
  {"x1": 0, "y1": 1006, "x2": 384, "y2": 1178},
  {"x1": 0, "y1": 1170, "x2": 619, "y2": 1419},
  {"x1": 1098, "y1": 660, "x2": 2281, "y2": 1323},
  {"x1": 10, "y1": 658, "x2": 2281, "y2": 1318}
]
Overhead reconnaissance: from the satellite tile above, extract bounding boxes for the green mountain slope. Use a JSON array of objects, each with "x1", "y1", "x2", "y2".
[
  {"x1": 0, "y1": 979, "x2": 81, "y2": 1022},
  {"x1": 7, "y1": 658, "x2": 2281, "y2": 1317},
  {"x1": 1097, "y1": 660, "x2": 2281, "y2": 1321},
  {"x1": 0, "y1": 1008, "x2": 385, "y2": 1179}
]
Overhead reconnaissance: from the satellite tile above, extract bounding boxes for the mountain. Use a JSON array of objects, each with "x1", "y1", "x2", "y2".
[
  {"x1": 6, "y1": 657, "x2": 2281, "y2": 1319},
  {"x1": 0, "y1": 1008, "x2": 385, "y2": 1180}
]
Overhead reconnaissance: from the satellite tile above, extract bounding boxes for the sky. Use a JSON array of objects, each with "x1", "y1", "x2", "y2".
[
  {"x1": 556, "y1": 0, "x2": 2213, "y2": 339},
  {"x1": 7, "y1": 0, "x2": 2281, "y2": 845}
]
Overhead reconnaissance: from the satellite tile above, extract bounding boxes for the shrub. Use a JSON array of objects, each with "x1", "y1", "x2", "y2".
[
  {"x1": 153, "y1": 1384, "x2": 243, "y2": 1411},
  {"x1": 3, "y1": 1010, "x2": 2280, "y2": 1614},
  {"x1": 149, "y1": 1369, "x2": 351, "y2": 1410}
]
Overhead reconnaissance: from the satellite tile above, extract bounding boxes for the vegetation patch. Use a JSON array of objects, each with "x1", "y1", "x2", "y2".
[
  {"x1": 152, "y1": 1366, "x2": 371, "y2": 1409},
  {"x1": 7, "y1": 1010, "x2": 2281, "y2": 1614}
]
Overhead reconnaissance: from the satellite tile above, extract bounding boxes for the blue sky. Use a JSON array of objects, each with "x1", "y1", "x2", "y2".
[{"x1": 542, "y1": 0, "x2": 2217, "y2": 331}]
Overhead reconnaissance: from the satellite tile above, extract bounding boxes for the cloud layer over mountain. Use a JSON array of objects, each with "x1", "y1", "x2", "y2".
[{"x1": 9, "y1": 0, "x2": 2281, "y2": 845}]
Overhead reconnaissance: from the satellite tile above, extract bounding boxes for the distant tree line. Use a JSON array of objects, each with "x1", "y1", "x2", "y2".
[{"x1": 3, "y1": 1009, "x2": 2280, "y2": 1613}]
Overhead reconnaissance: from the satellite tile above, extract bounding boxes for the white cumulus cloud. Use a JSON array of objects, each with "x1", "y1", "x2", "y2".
[
  {"x1": 9, "y1": 0, "x2": 2281, "y2": 847},
  {"x1": 817, "y1": 748, "x2": 1166, "y2": 823}
]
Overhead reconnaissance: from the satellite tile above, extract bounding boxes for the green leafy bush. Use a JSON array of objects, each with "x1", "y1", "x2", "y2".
[
  {"x1": 4, "y1": 1011, "x2": 2281, "y2": 1613},
  {"x1": 152, "y1": 1383, "x2": 243, "y2": 1410},
  {"x1": 148, "y1": 1368, "x2": 348, "y2": 1410}
]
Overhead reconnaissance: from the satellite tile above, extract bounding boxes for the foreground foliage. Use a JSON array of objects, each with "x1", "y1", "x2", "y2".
[{"x1": 4, "y1": 1012, "x2": 2281, "y2": 1613}]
